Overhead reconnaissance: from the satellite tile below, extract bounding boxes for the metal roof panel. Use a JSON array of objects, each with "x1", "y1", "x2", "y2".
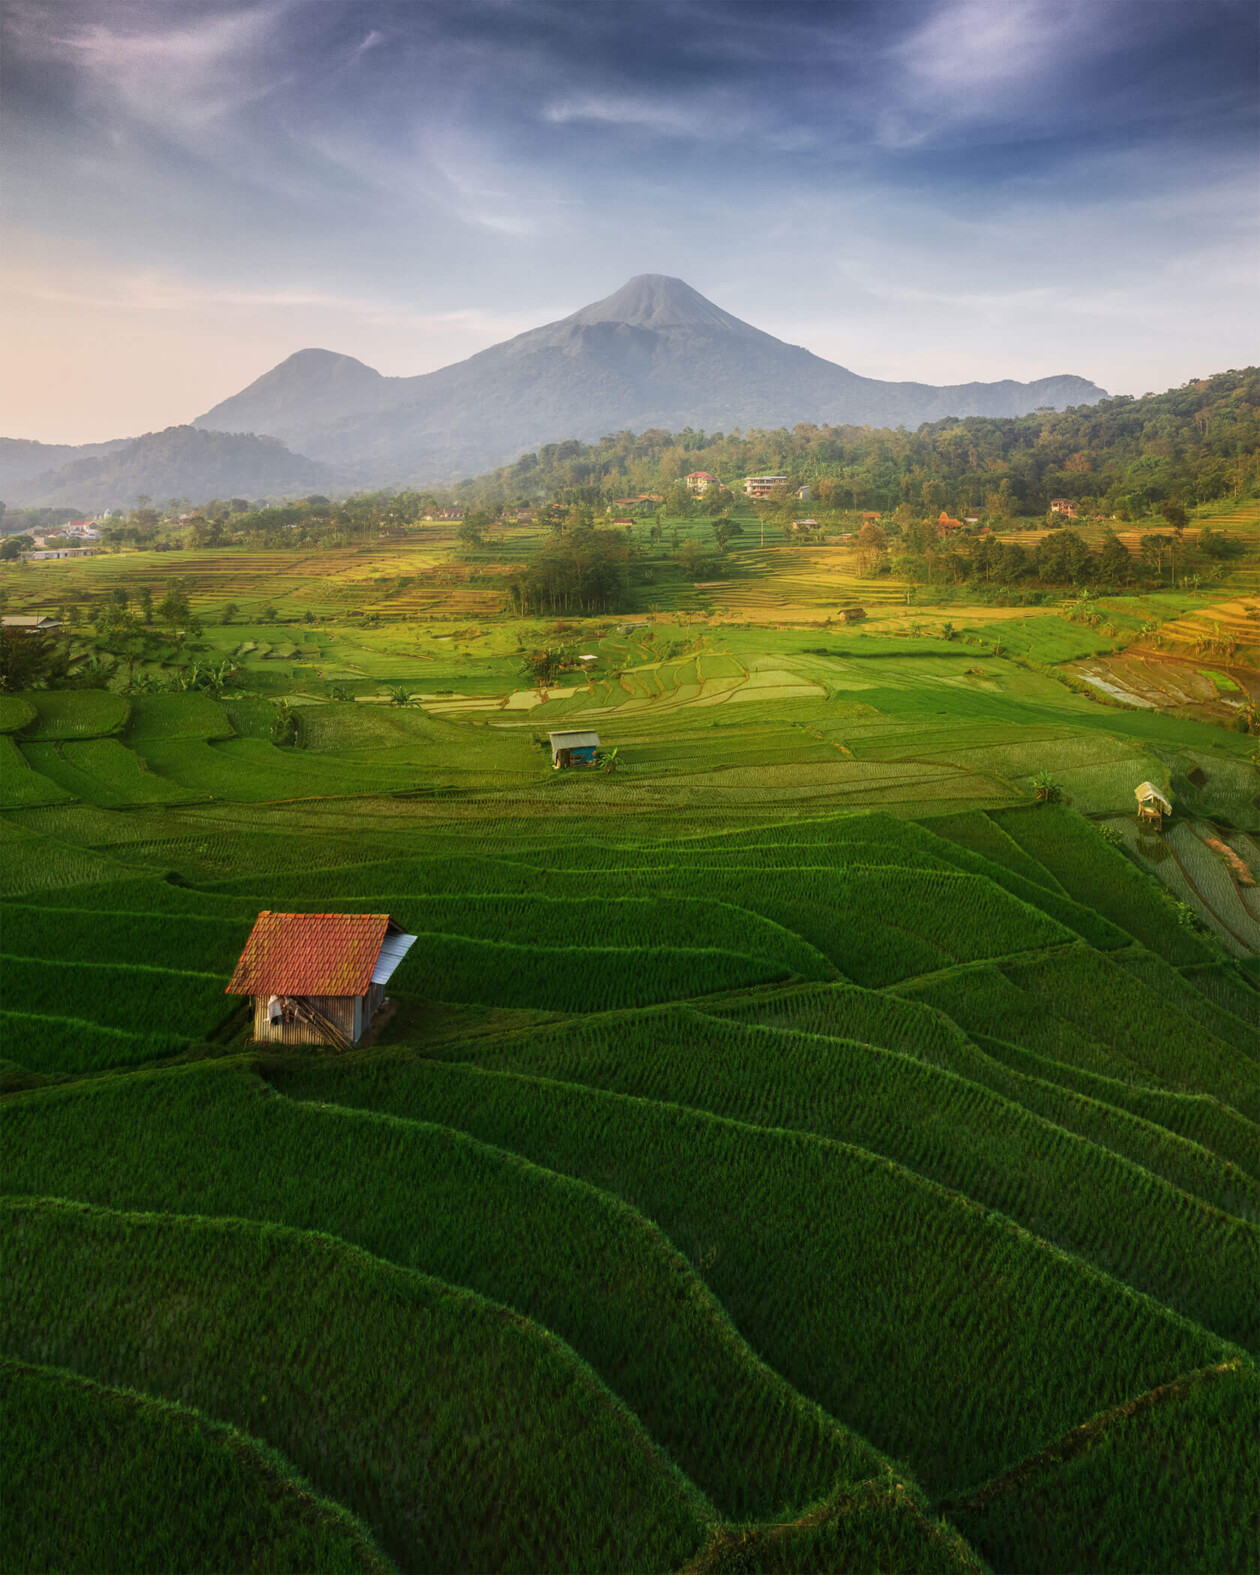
[{"x1": 372, "y1": 931, "x2": 418, "y2": 985}]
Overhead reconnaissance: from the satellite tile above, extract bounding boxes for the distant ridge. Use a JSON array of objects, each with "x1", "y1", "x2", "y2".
[
  {"x1": 4, "y1": 426, "x2": 334, "y2": 511},
  {"x1": 193, "y1": 274, "x2": 1108, "y2": 485}
]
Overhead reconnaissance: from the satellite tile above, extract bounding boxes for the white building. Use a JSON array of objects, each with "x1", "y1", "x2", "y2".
[{"x1": 743, "y1": 475, "x2": 788, "y2": 499}]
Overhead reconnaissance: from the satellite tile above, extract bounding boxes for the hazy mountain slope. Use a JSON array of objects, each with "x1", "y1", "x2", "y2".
[
  {"x1": 0, "y1": 438, "x2": 130, "y2": 491},
  {"x1": 4, "y1": 426, "x2": 334, "y2": 511},
  {"x1": 194, "y1": 275, "x2": 1108, "y2": 484},
  {"x1": 195, "y1": 349, "x2": 390, "y2": 452}
]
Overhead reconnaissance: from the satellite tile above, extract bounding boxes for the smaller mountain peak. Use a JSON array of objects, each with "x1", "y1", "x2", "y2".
[
  {"x1": 567, "y1": 275, "x2": 753, "y2": 334},
  {"x1": 272, "y1": 349, "x2": 381, "y2": 377}
]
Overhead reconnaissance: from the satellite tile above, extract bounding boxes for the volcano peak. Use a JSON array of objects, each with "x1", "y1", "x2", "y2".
[{"x1": 565, "y1": 274, "x2": 752, "y2": 334}]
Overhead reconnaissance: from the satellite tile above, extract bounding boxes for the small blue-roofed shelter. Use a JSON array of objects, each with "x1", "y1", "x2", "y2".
[{"x1": 550, "y1": 730, "x2": 600, "y2": 769}]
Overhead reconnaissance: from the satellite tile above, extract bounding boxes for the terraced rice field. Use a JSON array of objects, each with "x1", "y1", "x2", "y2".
[{"x1": 1, "y1": 601, "x2": 1257, "y2": 1574}]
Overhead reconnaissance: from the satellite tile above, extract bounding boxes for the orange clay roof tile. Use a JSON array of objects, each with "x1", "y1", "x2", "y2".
[{"x1": 226, "y1": 911, "x2": 392, "y2": 997}]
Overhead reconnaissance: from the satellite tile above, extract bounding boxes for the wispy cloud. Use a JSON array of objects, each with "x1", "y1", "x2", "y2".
[
  {"x1": 26, "y1": 0, "x2": 292, "y2": 133},
  {"x1": 544, "y1": 94, "x2": 714, "y2": 136}
]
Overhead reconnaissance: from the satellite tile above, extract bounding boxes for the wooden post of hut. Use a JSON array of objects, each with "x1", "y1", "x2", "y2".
[
  {"x1": 226, "y1": 912, "x2": 417, "y2": 1048},
  {"x1": 1134, "y1": 782, "x2": 1172, "y2": 827}
]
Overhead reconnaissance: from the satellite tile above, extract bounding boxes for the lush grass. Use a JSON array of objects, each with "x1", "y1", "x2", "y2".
[
  {"x1": 126, "y1": 692, "x2": 236, "y2": 740},
  {"x1": 3, "y1": 1064, "x2": 886, "y2": 1523},
  {"x1": 530, "y1": 859, "x2": 1071, "y2": 987},
  {"x1": 971, "y1": 1033, "x2": 1260, "y2": 1180},
  {"x1": 15, "y1": 874, "x2": 262, "y2": 917},
  {"x1": 212, "y1": 836, "x2": 1075, "y2": 989},
  {"x1": 0, "y1": 955, "x2": 236, "y2": 1039},
  {"x1": 0, "y1": 696, "x2": 36, "y2": 733},
  {"x1": 992, "y1": 805, "x2": 1218, "y2": 964},
  {"x1": 0, "y1": 1011, "x2": 193, "y2": 1077},
  {"x1": 2, "y1": 1198, "x2": 710, "y2": 1574},
  {"x1": 0, "y1": 819, "x2": 135, "y2": 899},
  {"x1": 5, "y1": 1061, "x2": 1222, "y2": 1504},
  {"x1": 204, "y1": 893, "x2": 832, "y2": 980},
  {"x1": 397, "y1": 932, "x2": 795, "y2": 1010},
  {"x1": 0, "y1": 736, "x2": 72, "y2": 809},
  {"x1": 950, "y1": 1362, "x2": 1260, "y2": 1575},
  {"x1": 898, "y1": 948, "x2": 1260, "y2": 1123},
  {"x1": 5, "y1": 903, "x2": 253, "y2": 973},
  {"x1": 280, "y1": 1011, "x2": 1260, "y2": 1341},
  {"x1": 709, "y1": 983, "x2": 1260, "y2": 1202},
  {"x1": 16, "y1": 690, "x2": 130, "y2": 738},
  {"x1": 1, "y1": 1358, "x2": 394, "y2": 1575},
  {"x1": 20, "y1": 738, "x2": 205, "y2": 807},
  {"x1": 693, "y1": 1480, "x2": 983, "y2": 1575},
  {"x1": 921, "y1": 810, "x2": 1068, "y2": 891},
  {"x1": 1115, "y1": 948, "x2": 1260, "y2": 1051}
]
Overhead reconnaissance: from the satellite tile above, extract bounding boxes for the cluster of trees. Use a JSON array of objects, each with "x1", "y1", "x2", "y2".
[
  {"x1": 446, "y1": 370, "x2": 1260, "y2": 520},
  {"x1": 0, "y1": 505, "x2": 83, "y2": 537},
  {"x1": 0, "y1": 627, "x2": 72, "y2": 691},
  {"x1": 887, "y1": 523, "x2": 1246, "y2": 593},
  {"x1": 506, "y1": 520, "x2": 633, "y2": 615}
]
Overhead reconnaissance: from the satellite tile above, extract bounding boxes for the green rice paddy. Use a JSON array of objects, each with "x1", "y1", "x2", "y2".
[{"x1": 1, "y1": 583, "x2": 1257, "y2": 1573}]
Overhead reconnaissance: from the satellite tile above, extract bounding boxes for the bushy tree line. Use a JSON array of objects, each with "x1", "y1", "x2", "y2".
[{"x1": 891, "y1": 523, "x2": 1246, "y2": 594}]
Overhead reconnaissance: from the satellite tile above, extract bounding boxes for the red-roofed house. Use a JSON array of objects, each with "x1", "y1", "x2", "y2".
[
  {"x1": 937, "y1": 510, "x2": 965, "y2": 534},
  {"x1": 685, "y1": 470, "x2": 719, "y2": 494},
  {"x1": 226, "y1": 911, "x2": 417, "y2": 1047}
]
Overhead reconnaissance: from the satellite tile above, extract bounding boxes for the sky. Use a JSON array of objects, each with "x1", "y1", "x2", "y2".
[{"x1": 3, "y1": 0, "x2": 1257, "y2": 444}]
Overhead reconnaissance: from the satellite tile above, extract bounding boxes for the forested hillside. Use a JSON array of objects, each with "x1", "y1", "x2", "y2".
[
  {"x1": 4, "y1": 427, "x2": 336, "y2": 512},
  {"x1": 456, "y1": 369, "x2": 1260, "y2": 518}
]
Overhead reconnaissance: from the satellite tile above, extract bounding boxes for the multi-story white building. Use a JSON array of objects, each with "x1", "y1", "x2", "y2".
[{"x1": 743, "y1": 474, "x2": 787, "y2": 499}]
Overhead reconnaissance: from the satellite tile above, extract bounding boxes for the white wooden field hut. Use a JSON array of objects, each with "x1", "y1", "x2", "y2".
[
  {"x1": 1135, "y1": 782, "x2": 1172, "y2": 825},
  {"x1": 226, "y1": 912, "x2": 417, "y2": 1048},
  {"x1": 549, "y1": 730, "x2": 600, "y2": 769}
]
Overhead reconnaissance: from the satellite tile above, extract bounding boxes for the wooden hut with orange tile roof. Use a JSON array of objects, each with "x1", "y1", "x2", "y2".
[{"x1": 226, "y1": 912, "x2": 417, "y2": 1047}]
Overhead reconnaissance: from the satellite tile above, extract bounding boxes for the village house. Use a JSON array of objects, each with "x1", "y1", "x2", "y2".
[
  {"x1": 1, "y1": 615, "x2": 62, "y2": 633},
  {"x1": 796, "y1": 485, "x2": 812, "y2": 501},
  {"x1": 549, "y1": 730, "x2": 600, "y2": 769},
  {"x1": 226, "y1": 911, "x2": 417, "y2": 1048},
  {"x1": 1050, "y1": 499, "x2": 1080, "y2": 518},
  {"x1": 686, "y1": 470, "x2": 719, "y2": 494},
  {"x1": 22, "y1": 545, "x2": 100, "y2": 561},
  {"x1": 790, "y1": 518, "x2": 820, "y2": 532},
  {"x1": 743, "y1": 475, "x2": 787, "y2": 499},
  {"x1": 937, "y1": 511, "x2": 965, "y2": 534}
]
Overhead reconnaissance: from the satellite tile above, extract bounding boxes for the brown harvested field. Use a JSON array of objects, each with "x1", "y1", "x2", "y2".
[{"x1": 1067, "y1": 652, "x2": 1258, "y2": 720}]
